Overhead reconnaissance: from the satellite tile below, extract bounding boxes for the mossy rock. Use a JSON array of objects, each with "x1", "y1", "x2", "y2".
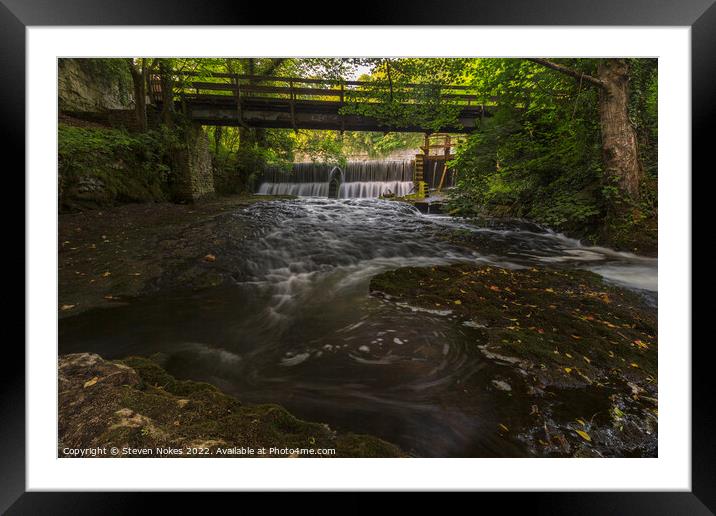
[
  {"x1": 59, "y1": 353, "x2": 406, "y2": 458},
  {"x1": 370, "y1": 264, "x2": 657, "y2": 389}
]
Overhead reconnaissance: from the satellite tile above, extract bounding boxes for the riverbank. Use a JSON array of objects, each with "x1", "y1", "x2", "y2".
[
  {"x1": 58, "y1": 195, "x2": 293, "y2": 318},
  {"x1": 59, "y1": 352, "x2": 404, "y2": 457},
  {"x1": 369, "y1": 263, "x2": 657, "y2": 457},
  {"x1": 445, "y1": 201, "x2": 658, "y2": 258}
]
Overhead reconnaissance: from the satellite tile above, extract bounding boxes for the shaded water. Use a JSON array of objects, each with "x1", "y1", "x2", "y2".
[{"x1": 59, "y1": 199, "x2": 657, "y2": 456}]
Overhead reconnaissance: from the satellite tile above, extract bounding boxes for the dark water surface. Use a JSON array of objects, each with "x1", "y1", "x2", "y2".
[{"x1": 59, "y1": 199, "x2": 657, "y2": 457}]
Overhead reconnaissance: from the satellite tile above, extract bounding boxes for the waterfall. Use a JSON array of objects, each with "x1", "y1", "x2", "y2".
[{"x1": 257, "y1": 161, "x2": 415, "y2": 199}]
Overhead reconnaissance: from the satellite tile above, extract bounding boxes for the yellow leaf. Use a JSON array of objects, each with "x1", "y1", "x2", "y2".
[
  {"x1": 83, "y1": 376, "x2": 98, "y2": 388},
  {"x1": 630, "y1": 362, "x2": 640, "y2": 368},
  {"x1": 564, "y1": 367, "x2": 572, "y2": 373},
  {"x1": 634, "y1": 339, "x2": 649, "y2": 350},
  {"x1": 498, "y1": 423, "x2": 510, "y2": 432},
  {"x1": 583, "y1": 356, "x2": 591, "y2": 364},
  {"x1": 545, "y1": 288, "x2": 554, "y2": 293},
  {"x1": 575, "y1": 429, "x2": 592, "y2": 442},
  {"x1": 453, "y1": 300, "x2": 462, "y2": 305},
  {"x1": 576, "y1": 418, "x2": 586, "y2": 426},
  {"x1": 101, "y1": 271, "x2": 111, "y2": 277}
]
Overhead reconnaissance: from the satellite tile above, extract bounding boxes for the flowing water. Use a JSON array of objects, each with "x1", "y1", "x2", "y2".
[
  {"x1": 257, "y1": 161, "x2": 415, "y2": 198},
  {"x1": 59, "y1": 198, "x2": 657, "y2": 457}
]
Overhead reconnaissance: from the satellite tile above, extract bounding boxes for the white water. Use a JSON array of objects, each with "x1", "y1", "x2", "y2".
[{"x1": 258, "y1": 180, "x2": 414, "y2": 198}]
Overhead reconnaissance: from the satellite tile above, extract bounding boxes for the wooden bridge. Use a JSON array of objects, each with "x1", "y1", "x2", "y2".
[{"x1": 152, "y1": 72, "x2": 491, "y2": 133}]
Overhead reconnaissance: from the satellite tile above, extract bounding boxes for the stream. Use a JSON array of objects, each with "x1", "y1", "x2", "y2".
[{"x1": 59, "y1": 198, "x2": 657, "y2": 457}]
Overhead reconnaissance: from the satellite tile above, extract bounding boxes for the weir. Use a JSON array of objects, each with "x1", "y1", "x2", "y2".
[{"x1": 257, "y1": 160, "x2": 416, "y2": 199}]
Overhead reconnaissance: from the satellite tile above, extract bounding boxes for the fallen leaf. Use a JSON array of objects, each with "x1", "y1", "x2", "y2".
[
  {"x1": 498, "y1": 423, "x2": 510, "y2": 432},
  {"x1": 60, "y1": 304, "x2": 76, "y2": 311},
  {"x1": 564, "y1": 367, "x2": 572, "y2": 373},
  {"x1": 575, "y1": 429, "x2": 592, "y2": 442},
  {"x1": 453, "y1": 300, "x2": 462, "y2": 305},
  {"x1": 101, "y1": 271, "x2": 111, "y2": 277},
  {"x1": 634, "y1": 339, "x2": 649, "y2": 350},
  {"x1": 204, "y1": 254, "x2": 216, "y2": 262},
  {"x1": 83, "y1": 376, "x2": 98, "y2": 388}
]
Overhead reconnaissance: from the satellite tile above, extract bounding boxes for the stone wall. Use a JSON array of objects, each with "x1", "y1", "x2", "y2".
[
  {"x1": 59, "y1": 59, "x2": 133, "y2": 113},
  {"x1": 172, "y1": 123, "x2": 215, "y2": 202}
]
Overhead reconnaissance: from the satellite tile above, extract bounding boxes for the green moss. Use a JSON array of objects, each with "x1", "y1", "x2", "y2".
[
  {"x1": 58, "y1": 124, "x2": 178, "y2": 211},
  {"x1": 118, "y1": 356, "x2": 218, "y2": 396},
  {"x1": 336, "y1": 434, "x2": 406, "y2": 458},
  {"x1": 110, "y1": 355, "x2": 405, "y2": 457},
  {"x1": 370, "y1": 264, "x2": 657, "y2": 387}
]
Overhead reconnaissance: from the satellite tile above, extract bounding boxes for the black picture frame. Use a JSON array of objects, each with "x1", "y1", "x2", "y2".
[{"x1": 4, "y1": 0, "x2": 711, "y2": 512}]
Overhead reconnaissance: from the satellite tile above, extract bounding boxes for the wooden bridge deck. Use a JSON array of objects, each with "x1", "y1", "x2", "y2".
[{"x1": 154, "y1": 72, "x2": 490, "y2": 133}]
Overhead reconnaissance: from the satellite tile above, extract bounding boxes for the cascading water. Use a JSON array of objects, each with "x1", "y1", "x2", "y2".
[{"x1": 257, "y1": 161, "x2": 415, "y2": 198}]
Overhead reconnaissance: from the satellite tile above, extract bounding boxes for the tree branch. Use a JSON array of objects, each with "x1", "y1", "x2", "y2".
[{"x1": 528, "y1": 58, "x2": 605, "y2": 89}]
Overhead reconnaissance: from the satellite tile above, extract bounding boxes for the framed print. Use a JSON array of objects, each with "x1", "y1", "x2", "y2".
[{"x1": 4, "y1": 0, "x2": 713, "y2": 511}]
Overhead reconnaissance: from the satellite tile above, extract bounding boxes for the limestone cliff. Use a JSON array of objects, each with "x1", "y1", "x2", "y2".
[{"x1": 59, "y1": 59, "x2": 133, "y2": 113}]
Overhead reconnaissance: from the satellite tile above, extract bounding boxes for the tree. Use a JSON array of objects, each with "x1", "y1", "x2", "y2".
[
  {"x1": 157, "y1": 58, "x2": 175, "y2": 126},
  {"x1": 528, "y1": 58, "x2": 643, "y2": 200},
  {"x1": 126, "y1": 58, "x2": 152, "y2": 132}
]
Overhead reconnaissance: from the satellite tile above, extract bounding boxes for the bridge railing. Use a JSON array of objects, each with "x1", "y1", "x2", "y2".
[{"x1": 151, "y1": 71, "x2": 493, "y2": 108}]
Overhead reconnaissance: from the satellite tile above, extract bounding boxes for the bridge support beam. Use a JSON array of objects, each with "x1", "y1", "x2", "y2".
[{"x1": 171, "y1": 122, "x2": 215, "y2": 202}]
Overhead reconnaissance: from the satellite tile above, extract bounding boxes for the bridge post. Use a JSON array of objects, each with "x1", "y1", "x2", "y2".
[{"x1": 171, "y1": 121, "x2": 215, "y2": 203}]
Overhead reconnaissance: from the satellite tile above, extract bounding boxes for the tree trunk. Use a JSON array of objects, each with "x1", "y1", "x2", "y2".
[
  {"x1": 529, "y1": 58, "x2": 644, "y2": 200},
  {"x1": 159, "y1": 60, "x2": 174, "y2": 126},
  {"x1": 127, "y1": 59, "x2": 148, "y2": 132},
  {"x1": 597, "y1": 59, "x2": 642, "y2": 199}
]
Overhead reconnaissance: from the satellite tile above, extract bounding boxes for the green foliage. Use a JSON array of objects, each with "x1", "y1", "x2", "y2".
[
  {"x1": 338, "y1": 59, "x2": 469, "y2": 132},
  {"x1": 627, "y1": 58, "x2": 658, "y2": 176},
  {"x1": 58, "y1": 124, "x2": 177, "y2": 210},
  {"x1": 448, "y1": 58, "x2": 656, "y2": 251}
]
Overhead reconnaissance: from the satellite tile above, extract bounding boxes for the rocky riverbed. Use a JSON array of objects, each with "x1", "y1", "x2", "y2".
[
  {"x1": 369, "y1": 264, "x2": 657, "y2": 457},
  {"x1": 58, "y1": 195, "x2": 293, "y2": 317}
]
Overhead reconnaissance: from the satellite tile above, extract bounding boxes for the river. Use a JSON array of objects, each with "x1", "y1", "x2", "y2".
[{"x1": 59, "y1": 198, "x2": 657, "y2": 457}]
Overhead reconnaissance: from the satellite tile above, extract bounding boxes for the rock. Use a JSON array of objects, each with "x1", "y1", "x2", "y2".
[
  {"x1": 491, "y1": 379, "x2": 512, "y2": 392},
  {"x1": 368, "y1": 263, "x2": 658, "y2": 458},
  {"x1": 58, "y1": 353, "x2": 405, "y2": 458}
]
